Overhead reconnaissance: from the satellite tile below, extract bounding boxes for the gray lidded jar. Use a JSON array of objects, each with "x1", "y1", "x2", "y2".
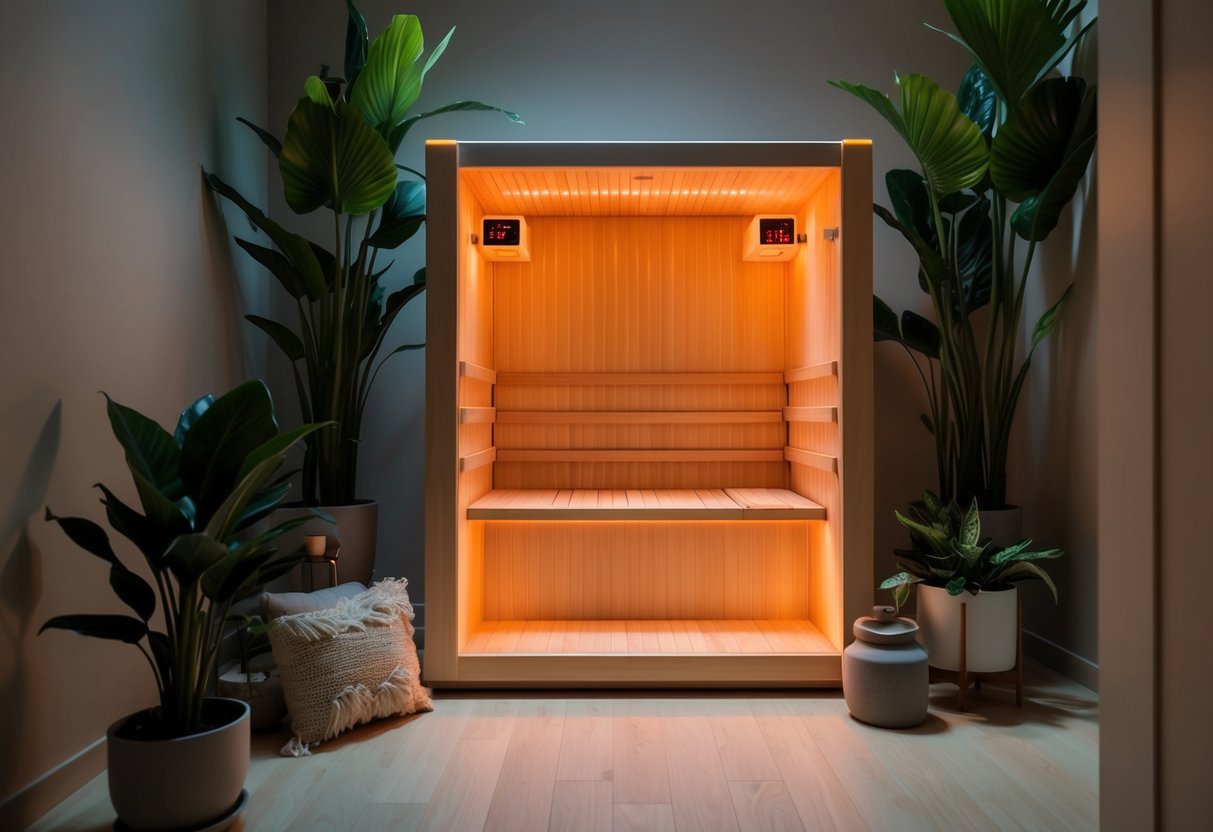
[{"x1": 842, "y1": 605, "x2": 929, "y2": 728}]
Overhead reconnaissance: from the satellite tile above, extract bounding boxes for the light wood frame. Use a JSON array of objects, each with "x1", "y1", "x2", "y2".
[{"x1": 425, "y1": 141, "x2": 872, "y2": 687}]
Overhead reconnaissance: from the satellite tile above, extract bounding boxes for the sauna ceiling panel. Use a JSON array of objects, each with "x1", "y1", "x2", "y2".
[{"x1": 462, "y1": 167, "x2": 833, "y2": 216}]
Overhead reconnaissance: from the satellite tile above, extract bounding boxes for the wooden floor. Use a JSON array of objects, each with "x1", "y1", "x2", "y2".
[
  {"x1": 462, "y1": 619, "x2": 836, "y2": 654},
  {"x1": 467, "y1": 488, "x2": 826, "y2": 520},
  {"x1": 29, "y1": 663, "x2": 1097, "y2": 832}
]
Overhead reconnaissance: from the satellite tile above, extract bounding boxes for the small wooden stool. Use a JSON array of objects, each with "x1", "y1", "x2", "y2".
[{"x1": 928, "y1": 592, "x2": 1024, "y2": 710}]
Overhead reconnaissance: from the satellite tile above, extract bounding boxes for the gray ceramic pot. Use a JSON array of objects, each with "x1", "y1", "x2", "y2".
[
  {"x1": 106, "y1": 697, "x2": 250, "y2": 831},
  {"x1": 843, "y1": 606, "x2": 929, "y2": 728}
]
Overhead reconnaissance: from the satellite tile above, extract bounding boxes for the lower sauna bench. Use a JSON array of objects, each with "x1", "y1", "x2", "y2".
[
  {"x1": 467, "y1": 488, "x2": 825, "y2": 520},
  {"x1": 462, "y1": 619, "x2": 835, "y2": 655}
]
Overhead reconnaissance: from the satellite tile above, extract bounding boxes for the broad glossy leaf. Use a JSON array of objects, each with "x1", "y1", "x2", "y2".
[
  {"x1": 993, "y1": 80, "x2": 1096, "y2": 241},
  {"x1": 957, "y1": 63, "x2": 997, "y2": 139},
  {"x1": 96, "y1": 483, "x2": 165, "y2": 562},
  {"x1": 831, "y1": 76, "x2": 987, "y2": 196},
  {"x1": 304, "y1": 75, "x2": 332, "y2": 107},
  {"x1": 234, "y1": 238, "x2": 308, "y2": 300},
  {"x1": 387, "y1": 100, "x2": 524, "y2": 154},
  {"x1": 130, "y1": 468, "x2": 189, "y2": 536},
  {"x1": 246, "y1": 314, "x2": 305, "y2": 362},
  {"x1": 344, "y1": 0, "x2": 369, "y2": 94},
  {"x1": 879, "y1": 571, "x2": 925, "y2": 590},
  {"x1": 349, "y1": 14, "x2": 425, "y2": 133},
  {"x1": 45, "y1": 509, "x2": 119, "y2": 565},
  {"x1": 885, "y1": 170, "x2": 935, "y2": 245},
  {"x1": 236, "y1": 422, "x2": 331, "y2": 485},
  {"x1": 901, "y1": 311, "x2": 941, "y2": 358},
  {"x1": 206, "y1": 172, "x2": 327, "y2": 299},
  {"x1": 873, "y1": 295, "x2": 902, "y2": 342},
  {"x1": 898, "y1": 74, "x2": 990, "y2": 196},
  {"x1": 180, "y1": 380, "x2": 278, "y2": 526},
  {"x1": 237, "y1": 117, "x2": 282, "y2": 158},
  {"x1": 40, "y1": 614, "x2": 148, "y2": 643},
  {"x1": 174, "y1": 395, "x2": 214, "y2": 448},
  {"x1": 366, "y1": 217, "x2": 424, "y2": 249},
  {"x1": 946, "y1": 576, "x2": 969, "y2": 595},
  {"x1": 954, "y1": 196, "x2": 993, "y2": 311},
  {"x1": 109, "y1": 567, "x2": 156, "y2": 621},
  {"x1": 202, "y1": 547, "x2": 277, "y2": 604},
  {"x1": 279, "y1": 99, "x2": 397, "y2": 216},
  {"x1": 935, "y1": 0, "x2": 1067, "y2": 105},
  {"x1": 103, "y1": 394, "x2": 182, "y2": 498},
  {"x1": 164, "y1": 533, "x2": 229, "y2": 586},
  {"x1": 205, "y1": 451, "x2": 298, "y2": 542},
  {"x1": 873, "y1": 204, "x2": 955, "y2": 296}
]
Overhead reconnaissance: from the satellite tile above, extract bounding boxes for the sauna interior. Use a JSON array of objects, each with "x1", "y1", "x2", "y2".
[{"x1": 424, "y1": 141, "x2": 873, "y2": 687}]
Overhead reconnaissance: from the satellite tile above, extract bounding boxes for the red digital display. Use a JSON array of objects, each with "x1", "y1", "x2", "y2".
[
  {"x1": 759, "y1": 217, "x2": 795, "y2": 245},
  {"x1": 483, "y1": 218, "x2": 521, "y2": 246}
]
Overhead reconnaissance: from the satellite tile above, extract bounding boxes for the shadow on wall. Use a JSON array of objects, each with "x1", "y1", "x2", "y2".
[
  {"x1": 0, "y1": 397, "x2": 62, "y2": 798},
  {"x1": 199, "y1": 161, "x2": 255, "y2": 387}
]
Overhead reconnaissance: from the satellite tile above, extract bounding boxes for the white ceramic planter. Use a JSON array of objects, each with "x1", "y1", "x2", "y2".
[
  {"x1": 107, "y1": 697, "x2": 250, "y2": 831},
  {"x1": 916, "y1": 584, "x2": 1018, "y2": 672}
]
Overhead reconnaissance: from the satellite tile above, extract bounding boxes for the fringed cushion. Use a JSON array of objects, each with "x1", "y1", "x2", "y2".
[{"x1": 268, "y1": 578, "x2": 432, "y2": 756}]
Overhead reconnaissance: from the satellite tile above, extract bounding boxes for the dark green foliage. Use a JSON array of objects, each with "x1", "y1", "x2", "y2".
[{"x1": 41, "y1": 383, "x2": 327, "y2": 736}]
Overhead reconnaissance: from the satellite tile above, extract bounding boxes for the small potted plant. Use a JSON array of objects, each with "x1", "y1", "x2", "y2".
[
  {"x1": 218, "y1": 613, "x2": 285, "y2": 732},
  {"x1": 41, "y1": 381, "x2": 327, "y2": 831},
  {"x1": 881, "y1": 491, "x2": 1062, "y2": 673}
]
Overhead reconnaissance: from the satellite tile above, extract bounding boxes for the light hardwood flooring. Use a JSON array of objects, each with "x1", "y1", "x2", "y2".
[{"x1": 28, "y1": 663, "x2": 1097, "y2": 831}]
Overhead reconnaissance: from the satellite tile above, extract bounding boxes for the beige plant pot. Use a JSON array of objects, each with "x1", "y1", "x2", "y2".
[
  {"x1": 916, "y1": 584, "x2": 1018, "y2": 673},
  {"x1": 106, "y1": 697, "x2": 250, "y2": 831}
]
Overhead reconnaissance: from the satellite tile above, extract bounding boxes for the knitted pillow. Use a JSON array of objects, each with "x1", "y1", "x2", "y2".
[{"x1": 268, "y1": 578, "x2": 431, "y2": 756}]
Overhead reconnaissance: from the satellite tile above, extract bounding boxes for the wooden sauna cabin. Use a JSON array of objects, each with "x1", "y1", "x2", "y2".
[{"x1": 423, "y1": 141, "x2": 873, "y2": 687}]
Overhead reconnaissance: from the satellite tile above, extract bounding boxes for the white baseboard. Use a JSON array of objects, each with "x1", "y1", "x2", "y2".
[
  {"x1": 0, "y1": 736, "x2": 106, "y2": 829},
  {"x1": 1023, "y1": 629, "x2": 1099, "y2": 692}
]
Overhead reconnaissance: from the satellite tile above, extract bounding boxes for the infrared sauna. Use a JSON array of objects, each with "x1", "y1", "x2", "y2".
[{"x1": 424, "y1": 141, "x2": 872, "y2": 687}]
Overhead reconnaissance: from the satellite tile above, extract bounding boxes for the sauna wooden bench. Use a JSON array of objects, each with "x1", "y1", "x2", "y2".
[
  {"x1": 462, "y1": 619, "x2": 835, "y2": 655},
  {"x1": 466, "y1": 487, "x2": 825, "y2": 521}
]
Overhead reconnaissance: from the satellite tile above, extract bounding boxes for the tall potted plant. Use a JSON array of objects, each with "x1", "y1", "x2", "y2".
[
  {"x1": 206, "y1": 3, "x2": 521, "y2": 582},
  {"x1": 41, "y1": 381, "x2": 325, "y2": 830},
  {"x1": 831, "y1": 0, "x2": 1097, "y2": 537}
]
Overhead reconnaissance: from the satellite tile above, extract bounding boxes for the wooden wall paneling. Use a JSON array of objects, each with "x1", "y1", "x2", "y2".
[
  {"x1": 424, "y1": 140, "x2": 461, "y2": 683},
  {"x1": 480, "y1": 522, "x2": 813, "y2": 621}
]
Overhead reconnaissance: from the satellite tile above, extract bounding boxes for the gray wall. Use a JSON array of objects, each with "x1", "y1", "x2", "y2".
[
  {"x1": 266, "y1": 0, "x2": 1098, "y2": 677},
  {"x1": 0, "y1": 1, "x2": 268, "y2": 824}
]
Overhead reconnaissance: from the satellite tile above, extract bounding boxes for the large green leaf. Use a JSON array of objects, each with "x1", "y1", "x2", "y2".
[
  {"x1": 954, "y1": 196, "x2": 993, "y2": 310},
  {"x1": 830, "y1": 75, "x2": 988, "y2": 196},
  {"x1": 179, "y1": 380, "x2": 278, "y2": 526},
  {"x1": 349, "y1": 14, "x2": 426, "y2": 134},
  {"x1": 164, "y1": 533, "x2": 229, "y2": 587},
  {"x1": 279, "y1": 98, "x2": 398, "y2": 216},
  {"x1": 957, "y1": 63, "x2": 997, "y2": 139},
  {"x1": 934, "y1": 0, "x2": 1068, "y2": 105},
  {"x1": 388, "y1": 100, "x2": 524, "y2": 154},
  {"x1": 103, "y1": 394, "x2": 182, "y2": 499},
  {"x1": 174, "y1": 395, "x2": 214, "y2": 448},
  {"x1": 992, "y1": 79, "x2": 1096, "y2": 241},
  {"x1": 368, "y1": 180, "x2": 425, "y2": 249},
  {"x1": 40, "y1": 614, "x2": 148, "y2": 644},
  {"x1": 234, "y1": 238, "x2": 309, "y2": 300},
  {"x1": 885, "y1": 170, "x2": 936, "y2": 246},
  {"x1": 246, "y1": 314, "x2": 305, "y2": 362},
  {"x1": 344, "y1": 0, "x2": 369, "y2": 94},
  {"x1": 998, "y1": 561, "x2": 1059, "y2": 601},
  {"x1": 205, "y1": 171, "x2": 327, "y2": 299},
  {"x1": 901, "y1": 311, "x2": 941, "y2": 358},
  {"x1": 95, "y1": 483, "x2": 168, "y2": 563},
  {"x1": 236, "y1": 117, "x2": 282, "y2": 158},
  {"x1": 874, "y1": 295, "x2": 902, "y2": 343}
]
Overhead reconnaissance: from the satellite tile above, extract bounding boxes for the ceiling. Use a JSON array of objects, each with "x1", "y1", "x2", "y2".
[{"x1": 462, "y1": 167, "x2": 835, "y2": 217}]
